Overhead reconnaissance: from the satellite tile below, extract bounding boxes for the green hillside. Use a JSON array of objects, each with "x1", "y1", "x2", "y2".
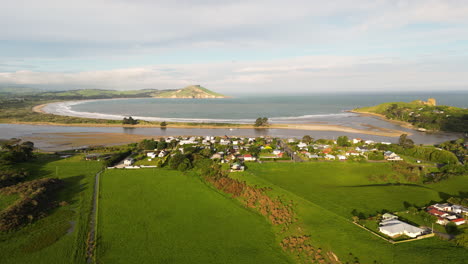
[
  {"x1": 38, "y1": 89, "x2": 162, "y2": 99},
  {"x1": 156, "y1": 85, "x2": 226, "y2": 98},
  {"x1": 354, "y1": 100, "x2": 468, "y2": 132}
]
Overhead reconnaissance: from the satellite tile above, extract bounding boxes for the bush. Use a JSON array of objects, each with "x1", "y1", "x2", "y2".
[{"x1": 0, "y1": 178, "x2": 64, "y2": 231}]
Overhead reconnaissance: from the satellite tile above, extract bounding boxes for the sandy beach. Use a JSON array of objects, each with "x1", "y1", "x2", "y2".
[{"x1": 27, "y1": 101, "x2": 412, "y2": 137}]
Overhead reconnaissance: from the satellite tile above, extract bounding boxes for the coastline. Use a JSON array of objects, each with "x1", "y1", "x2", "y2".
[
  {"x1": 348, "y1": 110, "x2": 415, "y2": 130},
  {"x1": 23, "y1": 101, "x2": 410, "y2": 137}
]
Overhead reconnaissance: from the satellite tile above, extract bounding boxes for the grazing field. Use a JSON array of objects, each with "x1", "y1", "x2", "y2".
[
  {"x1": 232, "y1": 162, "x2": 468, "y2": 264},
  {"x1": 0, "y1": 155, "x2": 103, "y2": 264},
  {"x1": 97, "y1": 169, "x2": 293, "y2": 264}
]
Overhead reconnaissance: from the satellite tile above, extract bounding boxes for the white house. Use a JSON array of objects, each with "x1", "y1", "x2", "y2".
[
  {"x1": 297, "y1": 142, "x2": 308, "y2": 149},
  {"x1": 433, "y1": 203, "x2": 452, "y2": 212},
  {"x1": 451, "y1": 205, "x2": 468, "y2": 215},
  {"x1": 381, "y1": 142, "x2": 392, "y2": 145},
  {"x1": 364, "y1": 140, "x2": 375, "y2": 144},
  {"x1": 379, "y1": 219, "x2": 424, "y2": 238},
  {"x1": 272, "y1": 149, "x2": 282, "y2": 155},
  {"x1": 352, "y1": 138, "x2": 362, "y2": 144},
  {"x1": 452, "y1": 218, "x2": 466, "y2": 226},
  {"x1": 123, "y1": 158, "x2": 135, "y2": 166},
  {"x1": 242, "y1": 154, "x2": 257, "y2": 161},
  {"x1": 325, "y1": 154, "x2": 335, "y2": 160},
  {"x1": 158, "y1": 151, "x2": 167, "y2": 158},
  {"x1": 337, "y1": 155, "x2": 347, "y2": 160},
  {"x1": 384, "y1": 151, "x2": 402, "y2": 161},
  {"x1": 147, "y1": 152, "x2": 156, "y2": 159}
]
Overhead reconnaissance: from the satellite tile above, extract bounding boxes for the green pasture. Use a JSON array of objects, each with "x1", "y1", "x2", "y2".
[
  {"x1": 0, "y1": 155, "x2": 102, "y2": 264},
  {"x1": 97, "y1": 168, "x2": 293, "y2": 264},
  {"x1": 230, "y1": 162, "x2": 467, "y2": 264}
]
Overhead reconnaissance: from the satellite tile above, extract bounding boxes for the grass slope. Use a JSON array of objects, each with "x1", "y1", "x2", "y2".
[
  {"x1": 97, "y1": 169, "x2": 292, "y2": 264},
  {"x1": 0, "y1": 155, "x2": 102, "y2": 264},
  {"x1": 233, "y1": 162, "x2": 467, "y2": 264},
  {"x1": 0, "y1": 193, "x2": 19, "y2": 211}
]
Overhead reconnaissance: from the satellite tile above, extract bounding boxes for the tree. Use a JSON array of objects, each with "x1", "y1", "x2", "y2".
[
  {"x1": 302, "y1": 135, "x2": 313, "y2": 144},
  {"x1": 248, "y1": 145, "x2": 260, "y2": 157},
  {"x1": 337, "y1": 136, "x2": 350, "y2": 147},
  {"x1": 254, "y1": 117, "x2": 269, "y2": 127},
  {"x1": 399, "y1": 134, "x2": 414, "y2": 148},
  {"x1": 157, "y1": 140, "x2": 167, "y2": 150},
  {"x1": 160, "y1": 121, "x2": 167, "y2": 128},
  {"x1": 138, "y1": 139, "x2": 157, "y2": 150},
  {"x1": 123, "y1": 116, "x2": 138, "y2": 125}
]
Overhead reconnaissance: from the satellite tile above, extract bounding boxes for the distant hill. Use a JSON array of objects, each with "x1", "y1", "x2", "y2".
[
  {"x1": 38, "y1": 89, "x2": 163, "y2": 99},
  {"x1": 353, "y1": 99, "x2": 468, "y2": 133},
  {"x1": 155, "y1": 85, "x2": 227, "y2": 98}
]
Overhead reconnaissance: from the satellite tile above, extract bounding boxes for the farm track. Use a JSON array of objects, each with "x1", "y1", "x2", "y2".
[{"x1": 87, "y1": 168, "x2": 103, "y2": 263}]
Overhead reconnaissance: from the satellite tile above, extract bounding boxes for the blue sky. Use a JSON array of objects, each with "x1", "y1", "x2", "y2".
[{"x1": 1, "y1": 0, "x2": 468, "y2": 92}]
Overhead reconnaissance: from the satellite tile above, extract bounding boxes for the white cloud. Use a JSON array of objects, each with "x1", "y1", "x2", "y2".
[{"x1": 1, "y1": 54, "x2": 467, "y2": 92}]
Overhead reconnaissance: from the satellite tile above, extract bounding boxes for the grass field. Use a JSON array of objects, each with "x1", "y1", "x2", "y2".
[
  {"x1": 97, "y1": 169, "x2": 293, "y2": 264},
  {"x1": 0, "y1": 193, "x2": 18, "y2": 211},
  {"x1": 231, "y1": 162, "x2": 468, "y2": 264},
  {"x1": 0, "y1": 155, "x2": 102, "y2": 264}
]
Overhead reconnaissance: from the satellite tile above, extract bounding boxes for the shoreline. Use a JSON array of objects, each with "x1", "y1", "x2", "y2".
[
  {"x1": 25, "y1": 100, "x2": 410, "y2": 137},
  {"x1": 6, "y1": 121, "x2": 408, "y2": 137},
  {"x1": 348, "y1": 110, "x2": 415, "y2": 130}
]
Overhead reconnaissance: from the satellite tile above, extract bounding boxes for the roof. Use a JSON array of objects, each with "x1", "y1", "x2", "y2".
[
  {"x1": 244, "y1": 154, "x2": 252, "y2": 157},
  {"x1": 379, "y1": 219, "x2": 424, "y2": 235},
  {"x1": 427, "y1": 208, "x2": 446, "y2": 216},
  {"x1": 452, "y1": 218, "x2": 465, "y2": 223}
]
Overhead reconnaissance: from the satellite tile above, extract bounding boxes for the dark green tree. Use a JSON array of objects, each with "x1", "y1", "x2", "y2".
[
  {"x1": 337, "y1": 136, "x2": 351, "y2": 147},
  {"x1": 302, "y1": 135, "x2": 313, "y2": 143}
]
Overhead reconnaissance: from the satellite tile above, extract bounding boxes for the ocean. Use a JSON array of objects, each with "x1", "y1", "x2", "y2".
[{"x1": 44, "y1": 92, "x2": 468, "y2": 124}]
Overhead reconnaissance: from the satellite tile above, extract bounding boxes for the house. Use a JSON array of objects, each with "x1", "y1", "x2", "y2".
[
  {"x1": 427, "y1": 208, "x2": 449, "y2": 218},
  {"x1": 433, "y1": 203, "x2": 452, "y2": 212},
  {"x1": 123, "y1": 158, "x2": 135, "y2": 166},
  {"x1": 242, "y1": 154, "x2": 257, "y2": 161},
  {"x1": 147, "y1": 152, "x2": 156, "y2": 159},
  {"x1": 382, "y1": 213, "x2": 398, "y2": 221},
  {"x1": 297, "y1": 142, "x2": 308, "y2": 149},
  {"x1": 158, "y1": 151, "x2": 167, "y2": 158},
  {"x1": 322, "y1": 148, "x2": 332, "y2": 154},
  {"x1": 210, "y1": 153, "x2": 223, "y2": 160},
  {"x1": 337, "y1": 155, "x2": 347, "y2": 160},
  {"x1": 451, "y1": 218, "x2": 466, "y2": 226},
  {"x1": 352, "y1": 138, "x2": 362, "y2": 144},
  {"x1": 379, "y1": 219, "x2": 424, "y2": 238},
  {"x1": 230, "y1": 163, "x2": 245, "y2": 172},
  {"x1": 451, "y1": 205, "x2": 468, "y2": 215},
  {"x1": 364, "y1": 140, "x2": 375, "y2": 144},
  {"x1": 324, "y1": 154, "x2": 335, "y2": 160},
  {"x1": 437, "y1": 217, "x2": 449, "y2": 225},
  {"x1": 272, "y1": 149, "x2": 282, "y2": 155},
  {"x1": 384, "y1": 151, "x2": 402, "y2": 161},
  {"x1": 381, "y1": 142, "x2": 392, "y2": 145}
]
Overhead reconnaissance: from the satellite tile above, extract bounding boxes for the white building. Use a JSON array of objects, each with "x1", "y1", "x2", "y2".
[
  {"x1": 158, "y1": 151, "x2": 167, "y2": 158},
  {"x1": 379, "y1": 219, "x2": 424, "y2": 238},
  {"x1": 147, "y1": 152, "x2": 156, "y2": 159},
  {"x1": 123, "y1": 158, "x2": 135, "y2": 166}
]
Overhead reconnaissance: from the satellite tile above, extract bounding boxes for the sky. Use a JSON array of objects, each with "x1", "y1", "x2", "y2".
[{"x1": 1, "y1": 0, "x2": 468, "y2": 93}]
